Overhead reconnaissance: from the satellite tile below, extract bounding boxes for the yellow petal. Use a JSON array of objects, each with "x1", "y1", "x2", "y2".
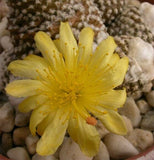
[
  {"x1": 98, "y1": 110, "x2": 127, "y2": 135},
  {"x1": 36, "y1": 108, "x2": 69, "y2": 155},
  {"x1": 95, "y1": 36, "x2": 117, "y2": 56},
  {"x1": 101, "y1": 56, "x2": 129, "y2": 89},
  {"x1": 34, "y1": 31, "x2": 60, "y2": 67},
  {"x1": 18, "y1": 94, "x2": 48, "y2": 113},
  {"x1": 68, "y1": 114, "x2": 100, "y2": 157},
  {"x1": 60, "y1": 22, "x2": 77, "y2": 51},
  {"x1": 78, "y1": 27, "x2": 94, "y2": 63},
  {"x1": 103, "y1": 53, "x2": 120, "y2": 71},
  {"x1": 91, "y1": 36, "x2": 117, "y2": 69},
  {"x1": 29, "y1": 104, "x2": 51, "y2": 136},
  {"x1": 37, "y1": 111, "x2": 56, "y2": 135},
  {"x1": 60, "y1": 22, "x2": 78, "y2": 68},
  {"x1": 53, "y1": 39, "x2": 61, "y2": 52},
  {"x1": 5, "y1": 80, "x2": 43, "y2": 97},
  {"x1": 86, "y1": 53, "x2": 120, "y2": 91},
  {"x1": 8, "y1": 55, "x2": 49, "y2": 79},
  {"x1": 99, "y1": 89, "x2": 126, "y2": 109},
  {"x1": 53, "y1": 39, "x2": 66, "y2": 70}
]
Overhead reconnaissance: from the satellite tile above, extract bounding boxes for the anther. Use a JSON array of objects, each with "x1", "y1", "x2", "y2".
[
  {"x1": 86, "y1": 116, "x2": 97, "y2": 126},
  {"x1": 102, "y1": 111, "x2": 108, "y2": 114}
]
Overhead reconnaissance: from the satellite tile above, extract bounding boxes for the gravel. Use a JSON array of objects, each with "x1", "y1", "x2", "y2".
[{"x1": 0, "y1": 0, "x2": 154, "y2": 160}]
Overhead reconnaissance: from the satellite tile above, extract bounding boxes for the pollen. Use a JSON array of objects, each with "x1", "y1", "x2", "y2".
[{"x1": 86, "y1": 116, "x2": 97, "y2": 126}]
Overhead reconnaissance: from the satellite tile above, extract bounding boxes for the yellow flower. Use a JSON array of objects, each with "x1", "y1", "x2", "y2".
[{"x1": 5, "y1": 22, "x2": 128, "y2": 157}]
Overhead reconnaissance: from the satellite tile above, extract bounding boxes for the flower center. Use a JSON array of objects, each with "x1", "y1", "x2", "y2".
[
  {"x1": 43, "y1": 68, "x2": 83, "y2": 107},
  {"x1": 56, "y1": 83, "x2": 81, "y2": 106},
  {"x1": 41, "y1": 67, "x2": 95, "y2": 120},
  {"x1": 62, "y1": 90, "x2": 78, "y2": 103}
]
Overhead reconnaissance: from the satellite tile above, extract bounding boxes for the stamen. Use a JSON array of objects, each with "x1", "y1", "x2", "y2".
[
  {"x1": 47, "y1": 66, "x2": 61, "y2": 84},
  {"x1": 72, "y1": 101, "x2": 89, "y2": 120},
  {"x1": 86, "y1": 105, "x2": 108, "y2": 115},
  {"x1": 62, "y1": 107, "x2": 72, "y2": 125},
  {"x1": 35, "y1": 69, "x2": 45, "y2": 80}
]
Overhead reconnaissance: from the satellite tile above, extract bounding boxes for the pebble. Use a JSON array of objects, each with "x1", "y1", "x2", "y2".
[
  {"x1": 13, "y1": 127, "x2": 30, "y2": 146},
  {"x1": 140, "y1": 2, "x2": 154, "y2": 34},
  {"x1": 59, "y1": 138, "x2": 92, "y2": 160},
  {"x1": 0, "y1": 17, "x2": 8, "y2": 37},
  {"x1": 0, "y1": 36, "x2": 13, "y2": 50},
  {"x1": 122, "y1": 116, "x2": 133, "y2": 134},
  {"x1": 32, "y1": 153, "x2": 57, "y2": 160},
  {"x1": 136, "y1": 99, "x2": 151, "y2": 114},
  {"x1": 126, "y1": 129, "x2": 153, "y2": 151},
  {"x1": 142, "y1": 82, "x2": 153, "y2": 93},
  {"x1": 104, "y1": 133, "x2": 139, "y2": 159},
  {"x1": 118, "y1": 97, "x2": 141, "y2": 127},
  {"x1": 128, "y1": 37, "x2": 154, "y2": 83},
  {"x1": 25, "y1": 134, "x2": 39, "y2": 155},
  {"x1": 7, "y1": 147, "x2": 30, "y2": 160},
  {"x1": 8, "y1": 96, "x2": 24, "y2": 108},
  {"x1": 146, "y1": 90, "x2": 154, "y2": 107},
  {"x1": 0, "y1": 102, "x2": 15, "y2": 132},
  {"x1": 1, "y1": 133, "x2": 13, "y2": 153},
  {"x1": 96, "y1": 120, "x2": 109, "y2": 138},
  {"x1": 93, "y1": 142, "x2": 110, "y2": 160},
  {"x1": 0, "y1": 0, "x2": 9, "y2": 18},
  {"x1": 141, "y1": 111, "x2": 154, "y2": 131},
  {"x1": 131, "y1": 90, "x2": 142, "y2": 100},
  {"x1": 53, "y1": 137, "x2": 69, "y2": 159},
  {"x1": 15, "y1": 111, "x2": 31, "y2": 127}
]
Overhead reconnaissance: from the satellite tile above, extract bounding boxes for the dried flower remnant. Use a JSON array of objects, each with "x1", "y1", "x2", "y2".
[{"x1": 6, "y1": 22, "x2": 128, "y2": 157}]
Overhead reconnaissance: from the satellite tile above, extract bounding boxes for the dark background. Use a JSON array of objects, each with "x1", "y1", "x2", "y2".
[{"x1": 139, "y1": 0, "x2": 154, "y2": 4}]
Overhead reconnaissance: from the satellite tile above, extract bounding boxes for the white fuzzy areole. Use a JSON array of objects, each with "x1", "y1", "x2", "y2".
[
  {"x1": 140, "y1": 2, "x2": 154, "y2": 34},
  {"x1": 127, "y1": 37, "x2": 154, "y2": 83}
]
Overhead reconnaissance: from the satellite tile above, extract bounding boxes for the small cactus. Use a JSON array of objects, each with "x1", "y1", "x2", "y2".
[
  {"x1": 108, "y1": 6, "x2": 154, "y2": 46},
  {"x1": 8, "y1": 0, "x2": 108, "y2": 57}
]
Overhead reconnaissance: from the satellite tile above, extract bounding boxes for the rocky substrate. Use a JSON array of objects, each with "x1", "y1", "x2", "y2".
[
  {"x1": 0, "y1": 0, "x2": 154, "y2": 160},
  {"x1": 0, "y1": 86, "x2": 154, "y2": 160}
]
